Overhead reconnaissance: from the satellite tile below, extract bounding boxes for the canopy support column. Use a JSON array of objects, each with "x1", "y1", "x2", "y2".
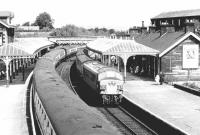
[
  {"x1": 22, "y1": 58, "x2": 25, "y2": 81},
  {"x1": 118, "y1": 54, "x2": 129, "y2": 82},
  {"x1": 16, "y1": 59, "x2": 18, "y2": 75},
  {"x1": 108, "y1": 55, "x2": 111, "y2": 66},
  {"x1": 13, "y1": 60, "x2": 15, "y2": 79},
  {"x1": 157, "y1": 54, "x2": 160, "y2": 74},
  {"x1": 124, "y1": 59, "x2": 127, "y2": 82},
  {"x1": 3, "y1": 57, "x2": 12, "y2": 87},
  {"x1": 154, "y1": 56, "x2": 156, "y2": 77},
  {"x1": 10, "y1": 61, "x2": 12, "y2": 83}
]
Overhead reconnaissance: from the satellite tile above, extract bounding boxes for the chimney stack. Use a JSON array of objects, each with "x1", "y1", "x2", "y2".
[
  {"x1": 160, "y1": 24, "x2": 175, "y2": 36},
  {"x1": 141, "y1": 21, "x2": 147, "y2": 34},
  {"x1": 149, "y1": 26, "x2": 156, "y2": 33},
  {"x1": 185, "y1": 22, "x2": 195, "y2": 33}
]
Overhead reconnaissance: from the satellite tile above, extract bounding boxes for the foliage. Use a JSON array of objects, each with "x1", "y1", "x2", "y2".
[
  {"x1": 22, "y1": 22, "x2": 30, "y2": 26},
  {"x1": 32, "y1": 12, "x2": 54, "y2": 30},
  {"x1": 49, "y1": 24, "x2": 115, "y2": 37}
]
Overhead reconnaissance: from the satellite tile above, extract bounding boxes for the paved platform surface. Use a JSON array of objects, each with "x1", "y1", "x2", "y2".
[
  {"x1": 0, "y1": 85, "x2": 28, "y2": 135},
  {"x1": 0, "y1": 65, "x2": 34, "y2": 135},
  {"x1": 123, "y1": 79, "x2": 200, "y2": 135}
]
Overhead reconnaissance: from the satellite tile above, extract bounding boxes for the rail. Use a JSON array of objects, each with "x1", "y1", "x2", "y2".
[{"x1": 104, "y1": 106, "x2": 157, "y2": 135}]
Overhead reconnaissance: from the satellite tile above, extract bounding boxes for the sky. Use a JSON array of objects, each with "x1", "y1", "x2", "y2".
[{"x1": 2, "y1": 0, "x2": 200, "y2": 30}]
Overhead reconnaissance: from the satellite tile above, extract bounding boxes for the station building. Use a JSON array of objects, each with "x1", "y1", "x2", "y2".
[
  {"x1": 133, "y1": 9, "x2": 200, "y2": 82},
  {"x1": 0, "y1": 11, "x2": 15, "y2": 45},
  {"x1": 0, "y1": 11, "x2": 54, "y2": 86}
]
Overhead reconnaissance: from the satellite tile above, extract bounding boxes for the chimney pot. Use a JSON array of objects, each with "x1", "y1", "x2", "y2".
[{"x1": 142, "y1": 21, "x2": 144, "y2": 27}]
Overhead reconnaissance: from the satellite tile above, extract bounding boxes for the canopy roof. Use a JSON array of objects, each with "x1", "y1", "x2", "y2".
[
  {"x1": 12, "y1": 38, "x2": 54, "y2": 55},
  {"x1": 0, "y1": 44, "x2": 32, "y2": 57},
  {"x1": 0, "y1": 38, "x2": 53, "y2": 58},
  {"x1": 86, "y1": 38, "x2": 159, "y2": 56}
]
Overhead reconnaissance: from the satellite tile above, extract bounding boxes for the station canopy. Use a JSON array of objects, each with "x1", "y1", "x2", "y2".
[
  {"x1": 12, "y1": 38, "x2": 54, "y2": 55},
  {"x1": 0, "y1": 38, "x2": 54, "y2": 60},
  {"x1": 86, "y1": 38, "x2": 159, "y2": 56},
  {"x1": 0, "y1": 44, "x2": 32, "y2": 58},
  {"x1": 86, "y1": 38, "x2": 159, "y2": 79}
]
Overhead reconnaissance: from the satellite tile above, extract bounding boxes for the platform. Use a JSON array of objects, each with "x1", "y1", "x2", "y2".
[
  {"x1": 0, "y1": 85, "x2": 29, "y2": 135},
  {"x1": 123, "y1": 79, "x2": 200, "y2": 135},
  {"x1": 0, "y1": 65, "x2": 34, "y2": 135}
]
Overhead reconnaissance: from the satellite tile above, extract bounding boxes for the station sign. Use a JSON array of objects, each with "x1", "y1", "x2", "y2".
[{"x1": 182, "y1": 44, "x2": 199, "y2": 69}]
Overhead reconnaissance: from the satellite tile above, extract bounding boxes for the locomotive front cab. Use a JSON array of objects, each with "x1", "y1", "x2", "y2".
[{"x1": 98, "y1": 70, "x2": 124, "y2": 104}]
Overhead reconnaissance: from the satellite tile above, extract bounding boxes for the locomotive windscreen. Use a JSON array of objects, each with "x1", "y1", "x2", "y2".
[{"x1": 98, "y1": 71, "x2": 123, "y2": 81}]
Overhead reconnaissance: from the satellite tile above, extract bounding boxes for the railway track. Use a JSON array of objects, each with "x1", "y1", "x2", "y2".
[
  {"x1": 68, "y1": 63, "x2": 158, "y2": 135},
  {"x1": 69, "y1": 63, "x2": 186, "y2": 135},
  {"x1": 56, "y1": 60, "x2": 78, "y2": 95},
  {"x1": 98, "y1": 106, "x2": 157, "y2": 135}
]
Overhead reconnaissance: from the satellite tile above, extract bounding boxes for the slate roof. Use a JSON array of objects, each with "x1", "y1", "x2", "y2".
[
  {"x1": 151, "y1": 9, "x2": 200, "y2": 19},
  {"x1": 135, "y1": 32, "x2": 185, "y2": 53},
  {"x1": 134, "y1": 31, "x2": 200, "y2": 57}
]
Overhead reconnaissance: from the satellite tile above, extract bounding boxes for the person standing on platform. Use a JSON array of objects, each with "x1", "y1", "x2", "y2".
[
  {"x1": 159, "y1": 72, "x2": 164, "y2": 85},
  {"x1": 155, "y1": 74, "x2": 160, "y2": 84}
]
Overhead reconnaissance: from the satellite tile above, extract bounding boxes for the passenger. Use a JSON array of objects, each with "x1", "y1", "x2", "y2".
[
  {"x1": 1, "y1": 70, "x2": 5, "y2": 79},
  {"x1": 140, "y1": 67, "x2": 144, "y2": 76},
  {"x1": 129, "y1": 64, "x2": 134, "y2": 74},
  {"x1": 134, "y1": 65, "x2": 140, "y2": 74},
  {"x1": 159, "y1": 72, "x2": 164, "y2": 85},
  {"x1": 155, "y1": 74, "x2": 160, "y2": 84}
]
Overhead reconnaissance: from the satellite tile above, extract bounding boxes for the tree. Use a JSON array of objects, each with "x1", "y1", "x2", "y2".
[
  {"x1": 109, "y1": 29, "x2": 115, "y2": 34},
  {"x1": 22, "y1": 22, "x2": 30, "y2": 26},
  {"x1": 33, "y1": 12, "x2": 54, "y2": 30}
]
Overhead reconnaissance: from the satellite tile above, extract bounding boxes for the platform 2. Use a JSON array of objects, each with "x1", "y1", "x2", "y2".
[
  {"x1": 0, "y1": 65, "x2": 34, "y2": 135},
  {"x1": 123, "y1": 76, "x2": 200, "y2": 135}
]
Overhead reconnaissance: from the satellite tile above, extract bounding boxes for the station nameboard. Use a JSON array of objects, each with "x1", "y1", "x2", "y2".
[{"x1": 182, "y1": 44, "x2": 199, "y2": 69}]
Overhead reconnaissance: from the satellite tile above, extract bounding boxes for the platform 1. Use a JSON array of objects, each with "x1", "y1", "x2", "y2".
[{"x1": 123, "y1": 79, "x2": 200, "y2": 135}]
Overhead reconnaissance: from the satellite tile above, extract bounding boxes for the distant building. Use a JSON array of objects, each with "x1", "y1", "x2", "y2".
[
  {"x1": 134, "y1": 9, "x2": 200, "y2": 82},
  {"x1": 0, "y1": 11, "x2": 15, "y2": 46},
  {"x1": 151, "y1": 9, "x2": 200, "y2": 32},
  {"x1": 16, "y1": 26, "x2": 40, "y2": 31},
  {"x1": 129, "y1": 21, "x2": 147, "y2": 35},
  {"x1": 110, "y1": 32, "x2": 131, "y2": 40}
]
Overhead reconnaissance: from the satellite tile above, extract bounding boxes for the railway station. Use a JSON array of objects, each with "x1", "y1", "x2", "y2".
[{"x1": 2, "y1": 8, "x2": 200, "y2": 135}]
